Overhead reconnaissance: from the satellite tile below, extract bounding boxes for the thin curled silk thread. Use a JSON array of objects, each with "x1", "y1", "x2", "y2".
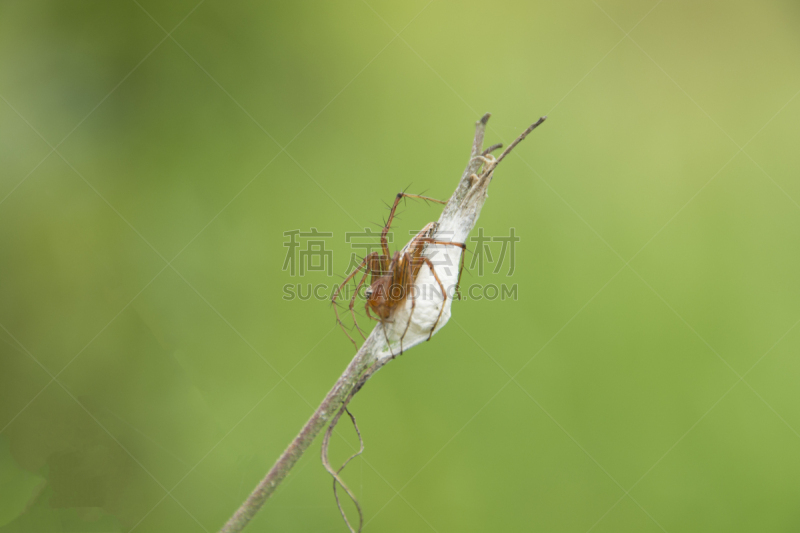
[{"x1": 321, "y1": 362, "x2": 380, "y2": 533}]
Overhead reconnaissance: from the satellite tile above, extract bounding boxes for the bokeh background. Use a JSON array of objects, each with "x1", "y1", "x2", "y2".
[{"x1": 2, "y1": 1, "x2": 800, "y2": 531}]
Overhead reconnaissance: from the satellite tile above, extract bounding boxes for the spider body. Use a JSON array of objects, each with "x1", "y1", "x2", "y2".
[
  {"x1": 332, "y1": 194, "x2": 466, "y2": 352},
  {"x1": 364, "y1": 221, "x2": 435, "y2": 320}
]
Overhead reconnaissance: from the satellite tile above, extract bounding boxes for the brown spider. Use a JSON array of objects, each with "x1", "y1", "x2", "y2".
[{"x1": 331, "y1": 193, "x2": 466, "y2": 352}]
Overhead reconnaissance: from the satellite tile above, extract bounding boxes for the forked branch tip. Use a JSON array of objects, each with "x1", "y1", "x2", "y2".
[{"x1": 495, "y1": 116, "x2": 547, "y2": 164}]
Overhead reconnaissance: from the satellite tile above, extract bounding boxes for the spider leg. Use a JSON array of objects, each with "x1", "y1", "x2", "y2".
[
  {"x1": 364, "y1": 304, "x2": 379, "y2": 322},
  {"x1": 420, "y1": 256, "x2": 447, "y2": 341},
  {"x1": 418, "y1": 239, "x2": 467, "y2": 299},
  {"x1": 349, "y1": 263, "x2": 371, "y2": 340},
  {"x1": 398, "y1": 252, "x2": 415, "y2": 354},
  {"x1": 401, "y1": 193, "x2": 446, "y2": 205},
  {"x1": 332, "y1": 256, "x2": 372, "y2": 349},
  {"x1": 381, "y1": 196, "x2": 403, "y2": 261},
  {"x1": 382, "y1": 193, "x2": 446, "y2": 262},
  {"x1": 382, "y1": 322, "x2": 395, "y2": 359}
]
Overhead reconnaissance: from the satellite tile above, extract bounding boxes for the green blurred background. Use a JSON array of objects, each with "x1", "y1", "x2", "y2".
[{"x1": 2, "y1": 1, "x2": 800, "y2": 531}]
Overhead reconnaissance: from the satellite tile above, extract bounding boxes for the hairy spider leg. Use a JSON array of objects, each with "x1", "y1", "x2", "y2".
[
  {"x1": 364, "y1": 304, "x2": 378, "y2": 322},
  {"x1": 349, "y1": 265, "x2": 371, "y2": 340},
  {"x1": 419, "y1": 256, "x2": 448, "y2": 340},
  {"x1": 367, "y1": 249, "x2": 389, "y2": 294},
  {"x1": 417, "y1": 239, "x2": 467, "y2": 299},
  {"x1": 395, "y1": 251, "x2": 416, "y2": 354},
  {"x1": 381, "y1": 193, "x2": 446, "y2": 260},
  {"x1": 332, "y1": 252, "x2": 376, "y2": 349}
]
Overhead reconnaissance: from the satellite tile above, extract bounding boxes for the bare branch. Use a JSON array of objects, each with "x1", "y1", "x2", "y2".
[
  {"x1": 496, "y1": 116, "x2": 547, "y2": 164},
  {"x1": 481, "y1": 143, "x2": 503, "y2": 157}
]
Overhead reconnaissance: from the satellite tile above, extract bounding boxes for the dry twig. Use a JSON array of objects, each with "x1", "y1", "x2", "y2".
[{"x1": 218, "y1": 113, "x2": 546, "y2": 533}]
